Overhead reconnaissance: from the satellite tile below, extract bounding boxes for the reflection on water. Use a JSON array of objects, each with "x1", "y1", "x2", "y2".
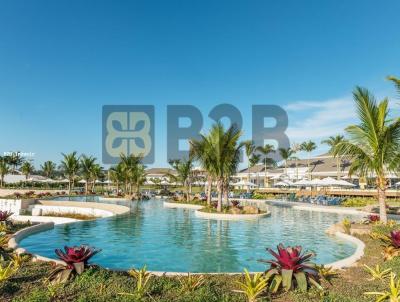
[{"x1": 20, "y1": 199, "x2": 356, "y2": 272}]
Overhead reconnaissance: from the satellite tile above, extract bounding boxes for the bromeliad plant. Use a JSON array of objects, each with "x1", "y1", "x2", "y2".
[
  {"x1": 233, "y1": 269, "x2": 267, "y2": 302},
  {"x1": 0, "y1": 211, "x2": 13, "y2": 224},
  {"x1": 259, "y1": 244, "x2": 322, "y2": 293},
  {"x1": 365, "y1": 272, "x2": 400, "y2": 301},
  {"x1": 49, "y1": 245, "x2": 101, "y2": 283},
  {"x1": 363, "y1": 264, "x2": 392, "y2": 281}
]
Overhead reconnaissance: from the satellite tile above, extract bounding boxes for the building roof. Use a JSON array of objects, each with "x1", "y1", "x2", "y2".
[{"x1": 145, "y1": 168, "x2": 176, "y2": 176}]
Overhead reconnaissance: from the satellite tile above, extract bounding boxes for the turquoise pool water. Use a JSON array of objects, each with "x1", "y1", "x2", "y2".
[{"x1": 20, "y1": 199, "x2": 356, "y2": 273}]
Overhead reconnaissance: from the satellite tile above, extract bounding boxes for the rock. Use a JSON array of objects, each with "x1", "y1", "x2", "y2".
[{"x1": 243, "y1": 206, "x2": 260, "y2": 214}]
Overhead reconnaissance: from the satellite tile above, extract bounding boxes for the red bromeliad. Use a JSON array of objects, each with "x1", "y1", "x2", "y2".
[
  {"x1": 368, "y1": 214, "x2": 380, "y2": 223},
  {"x1": 259, "y1": 243, "x2": 321, "y2": 292},
  {"x1": 0, "y1": 211, "x2": 13, "y2": 222},
  {"x1": 50, "y1": 245, "x2": 101, "y2": 283},
  {"x1": 390, "y1": 231, "x2": 400, "y2": 248}
]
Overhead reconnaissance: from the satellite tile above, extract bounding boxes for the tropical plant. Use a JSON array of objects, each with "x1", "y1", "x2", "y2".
[
  {"x1": 364, "y1": 264, "x2": 392, "y2": 281},
  {"x1": 249, "y1": 154, "x2": 261, "y2": 187},
  {"x1": 388, "y1": 75, "x2": 400, "y2": 97},
  {"x1": 0, "y1": 262, "x2": 18, "y2": 282},
  {"x1": 390, "y1": 231, "x2": 400, "y2": 248},
  {"x1": 383, "y1": 246, "x2": 400, "y2": 261},
  {"x1": 80, "y1": 155, "x2": 96, "y2": 194},
  {"x1": 11, "y1": 253, "x2": 29, "y2": 268},
  {"x1": 179, "y1": 273, "x2": 205, "y2": 293},
  {"x1": 342, "y1": 218, "x2": 352, "y2": 234},
  {"x1": 243, "y1": 140, "x2": 256, "y2": 193},
  {"x1": 278, "y1": 147, "x2": 294, "y2": 177},
  {"x1": 233, "y1": 269, "x2": 267, "y2": 302},
  {"x1": 259, "y1": 244, "x2": 321, "y2": 293},
  {"x1": 322, "y1": 135, "x2": 346, "y2": 180},
  {"x1": 256, "y1": 144, "x2": 275, "y2": 188},
  {"x1": 191, "y1": 123, "x2": 243, "y2": 212},
  {"x1": 316, "y1": 265, "x2": 338, "y2": 283},
  {"x1": 41, "y1": 161, "x2": 56, "y2": 179},
  {"x1": 49, "y1": 245, "x2": 101, "y2": 283},
  {"x1": 365, "y1": 273, "x2": 400, "y2": 301},
  {"x1": 301, "y1": 140, "x2": 317, "y2": 179},
  {"x1": 121, "y1": 265, "x2": 153, "y2": 299},
  {"x1": 369, "y1": 214, "x2": 381, "y2": 223},
  {"x1": 60, "y1": 152, "x2": 80, "y2": 195},
  {"x1": 120, "y1": 153, "x2": 143, "y2": 195},
  {"x1": 21, "y1": 161, "x2": 34, "y2": 180},
  {"x1": 0, "y1": 210, "x2": 13, "y2": 223},
  {"x1": 0, "y1": 157, "x2": 9, "y2": 188},
  {"x1": 168, "y1": 158, "x2": 194, "y2": 201},
  {"x1": 333, "y1": 87, "x2": 400, "y2": 224},
  {"x1": 5, "y1": 152, "x2": 24, "y2": 174},
  {"x1": 109, "y1": 163, "x2": 125, "y2": 194}
]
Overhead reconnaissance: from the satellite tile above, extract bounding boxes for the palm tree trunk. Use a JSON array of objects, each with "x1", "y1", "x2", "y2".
[
  {"x1": 116, "y1": 182, "x2": 119, "y2": 195},
  {"x1": 223, "y1": 182, "x2": 229, "y2": 206},
  {"x1": 0, "y1": 177, "x2": 3, "y2": 188},
  {"x1": 68, "y1": 180, "x2": 72, "y2": 195},
  {"x1": 85, "y1": 181, "x2": 88, "y2": 195},
  {"x1": 308, "y1": 154, "x2": 311, "y2": 180},
  {"x1": 377, "y1": 176, "x2": 388, "y2": 223},
  {"x1": 217, "y1": 180, "x2": 223, "y2": 212},
  {"x1": 206, "y1": 176, "x2": 212, "y2": 206},
  {"x1": 247, "y1": 163, "x2": 250, "y2": 193}
]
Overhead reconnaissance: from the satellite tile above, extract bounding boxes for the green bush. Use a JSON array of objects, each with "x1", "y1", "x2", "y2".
[{"x1": 340, "y1": 197, "x2": 377, "y2": 207}]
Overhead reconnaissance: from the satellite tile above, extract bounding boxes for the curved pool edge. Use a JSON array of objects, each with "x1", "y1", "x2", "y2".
[{"x1": 9, "y1": 221, "x2": 365, "y2": 274}]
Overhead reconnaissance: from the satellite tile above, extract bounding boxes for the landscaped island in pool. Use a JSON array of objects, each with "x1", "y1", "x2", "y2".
[{"x1": 19, "y1": 199, "x2": 356, "y2": 273}]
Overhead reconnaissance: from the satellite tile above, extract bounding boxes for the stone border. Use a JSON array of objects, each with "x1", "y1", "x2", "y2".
[
  {"x1": 8, "y1": 222, "x2": 66, "y2": 265},
  {"x1": 195, "y1": 209, "x2": 271, "y2": 220},
  {"x1": 325, "y1": 232, "x2": 366, "y2": 269},
  {"x1": 163, "y1": 201, "x2": 204, "y2": 210}
]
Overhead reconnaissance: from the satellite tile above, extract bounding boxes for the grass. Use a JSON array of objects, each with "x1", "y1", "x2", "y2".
[
  {"x1": 41, "y1": 212, "x2": 98, "y2": 220},
  {"x1": 0, "y1": 222, "x2": 399, "y2": 301}
]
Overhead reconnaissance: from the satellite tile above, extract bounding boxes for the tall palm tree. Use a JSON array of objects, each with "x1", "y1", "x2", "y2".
[
  {"x1": 120, "y1": 153, "x2": 142, "y2": 196},
  {"x1": 90, "y1": 164, "x2": 103, "y2": 192},
  {"x1": 388, "y1": 75, "x2": 400, "y2": 96},
  {"x1": 109, "y1": 163, "x2": 125, "y2": 194},
  {"x1": 257, "y1": 144, "x2": 275, "y2": 188},
  {"x1": 322, "y1": 135, "x2": 346, "y2": 179},
  {"x1": 41, "y1": 161, "x2": 56, "y2": 179},
  {"x1": 168, "y1": 158, "x2": 194, "y2": 201},
  {"x1": 301, "y1": 140, "x2": 317, "y2": 179},
  {"x1": 60, "y1": 152, "x2": 80, "y2": 195},
  {"x1": 131, "y1": 164, "x2": 146, "y2": 196},
  {"x1": 80, "y1": 155, "x2": 96, "y2": 194},
  {"x1": 278, "y1": 147, "x2": 294, "y2": 177},
  {"x1": 249, "y1": 154, "x2": 261, "y2": 187},
  {"x1": 5, "y1": 152, "x2": 23, "y2": 174},
  {"x1": 21, "y1": 162, "x2": 34, "y2": 181},
  {"x1": 201, "y1": 123, "x2": 243, "y2": 212},
  {"x1": 243, "y1": 140, "x2": 256, "y2": 193},
  {"x1": 334, "y1": 87, "x2": 400, "y2": 224},
  {"x1": 190, "y1": 138, "x2": 215, "y2": 206},
  {"x1": 0, "y1": 157, "x2": 9, "y2": 188}
]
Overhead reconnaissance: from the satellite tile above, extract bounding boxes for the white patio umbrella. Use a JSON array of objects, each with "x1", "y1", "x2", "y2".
[
  {"x1": 318, "y1": 177, "x2": 340, "y2": 187},
  {"x1": 336, "y1": 179, "x2": 356, "y2": 187},
  {"x1": 274, "y1": 180, "x2": 294, "y2": 187},
  {"x1": 78, "y1": 179, "x2": 87, "y2": 184},
  {"x1": 232, "y1": 180, "x2": 256, "y2": 187},
  {"x1": 293, "y1": 179, "x2": 313, "y2": 186}
]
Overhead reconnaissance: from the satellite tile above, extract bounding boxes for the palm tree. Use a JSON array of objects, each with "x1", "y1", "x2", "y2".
[
  {"x1": 278, "y1": 147, "x2": 294, "y2": 176},
  {"x1": 60, "y1": 152, "x2": 80, "y2": 195},
  {"x1": 256, "y1": 144, "x2": 275, "y2": 188},
  {"x1": 90, "y1": 164, "x2": 103, "y2": 192},
  {"x1": 190, "y1": 136, "x2": 215, "y2": 206},
  {"x1": 131, "y1": 164, "x2": 147, "y2": 196},
  {"x1": 80, "y1": 155, "x2": 96, "y2": 194},
  {"x1": 41, "y1": 161, "x2": 56, "y2": 178},
  {"x1": 201, "y1": 123, "x2": 243, "y2": 212},
  {"x1": 334, "y1": 87, "x2": 400, "y2": 224},
  {"x1": 109, "y1": 163, "x2": 125, "y2": 194},
  {"x1": 120, "y1": 153, "x2": 142, "y2": 196},
  {"x1": 5, "y1": 152, "x2": 23, "y2": 174},
  {"x1": 249, "y1": 154, "x2": 261, "y2": 187},
  {"x1": 0, "y1": 157, "x2": 9, "y2": 188},
  {"x1": 168, "y1": 158, "x2": 194, "y2": 201},
  {"x1": 21, "y1": 162, "x2": 34, "y2": 181},
  {"x1": 322, "y1": 135, "x2": 346, "y2": 179},
  {"x1": 301, "y1": 140, "x2": 317, "y2": 179},
  {"x1": 243, "y1": 140, "x2": 256, "y2": 192},
  {"x1": 387, "y1": 75, "x2": 400, "y2": 96}
]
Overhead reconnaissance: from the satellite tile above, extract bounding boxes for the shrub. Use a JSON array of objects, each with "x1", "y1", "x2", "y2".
[
  {"x1": 179, "y1": 273, "x2": 205, "y2": 293},
  {"x1": 0, "y1": 211, "x2": 13, "y2": 223},
  {"x1": 0, "y1": 262, "x2": 18, "y2": 282},
  {"x1": 119, "y1": 265, "x2": 153, "y2": 299},
  {"x1": 259, "y1": 244, "x2": 322, "y2": 293},
  {"x1": 364, "y1": 272, "x2": 400, "y2": 301}
]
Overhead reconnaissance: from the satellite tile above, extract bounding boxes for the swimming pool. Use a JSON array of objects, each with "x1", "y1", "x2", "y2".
[{"x1": 19, "y1": 199, "x2": 356, "y2": 273}]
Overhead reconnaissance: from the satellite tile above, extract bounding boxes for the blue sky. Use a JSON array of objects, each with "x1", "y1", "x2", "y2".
[{"x1": 0, "y1": 0, "x2": 399, "y2": 168}]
